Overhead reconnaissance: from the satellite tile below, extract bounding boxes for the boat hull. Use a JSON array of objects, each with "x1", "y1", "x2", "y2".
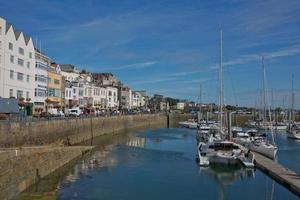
[
  {"x1": 286, "y1": 131, "x2": 300, "y2": 140},
  {"x1": 248, "y1": 144, "x2": 277, "y2": 160}
]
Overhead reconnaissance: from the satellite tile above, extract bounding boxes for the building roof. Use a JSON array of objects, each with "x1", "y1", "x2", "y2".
[
  {"x1": 14, "y1": 30, "x2": 22, "y2": 40},
  {"x1": 24, "y1": 35, "x2": 31, "y2": 45},
  {"x1": 0, "y1": 98, "x2": 19, "y2": 114},
  {"x1": 5, "y1": 22, "x2": 12, "y2": 33},
  {"x1": 60, "y1": 64, "x2": 76, "y2": 72}
]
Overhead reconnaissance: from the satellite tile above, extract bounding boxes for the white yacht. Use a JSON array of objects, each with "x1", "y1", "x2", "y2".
[
  {"x1": 272, "y1": 123, "x2": 287, "y2": 130},
  {"x1": 197, "y1": 138, "x2": 254, "y2": 168},
  {"x1": 233, "y1": 128, "x2": 277, "y2": 160},
  {"x1": 287, "y1": 126, "x2": 300, "y2": 140},
  {"x1": 247, "y1": 137, "x2": 277, "y2": 159},
  {"x1": 178, "y1": 119, "x2": 197, "y2": 129}
]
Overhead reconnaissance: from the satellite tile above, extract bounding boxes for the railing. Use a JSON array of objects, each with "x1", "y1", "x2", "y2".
[{"x1": 0, "y1": 111, "x2": 165, "y2": 124}]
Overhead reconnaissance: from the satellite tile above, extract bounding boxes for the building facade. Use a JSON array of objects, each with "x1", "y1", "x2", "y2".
[
  {"x1": 106, "y1": 86, "x2": 118, "y2": 109},
  {"x1": 47, "y1": 64, "x2": 63, "y2": 109},
  {"x1": 60, "y1": 64, "x2": 80, "y2": 81},
  {"x1": 92, "y1": 73, "x2": 120, "y2": 86},
  {"x1": 34, "y1": 49, "x2": 50, "y2": 114},
  {"x1": 132, "y1": 91, "x2": 146, "y2": 109},
  {"x1": 120, "y1": 86, "x2": 132, "y2": 110},
  {"x1": 0, "y1": 17, "x2": 35, "y2": 102}
]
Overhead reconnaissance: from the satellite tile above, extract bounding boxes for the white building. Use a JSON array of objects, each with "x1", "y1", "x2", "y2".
[
  {"x1": 92, "y1": 85, "x2": 107, "y2": 109},
  {"x1": 60, "y1": 64, "x2": 80, "y2": 81},
  {"x1": 64, "y1": 80, "x2": 79, "y2": 108},
  {"x1": 106, "y1": 86, "x2": 118, "y2": 109},
  {"x1": 176, "y1": 102, "x2": 185, "y2": 110},
  {"x1": 132, "y1": 91, "x2": 146, "y2": 108},
  {"x1": 0, "y1": 17, "x2": 35, "y2": 101},
  {"x1": 34, "y1": 49, "x2": 50, "y2": 113}
]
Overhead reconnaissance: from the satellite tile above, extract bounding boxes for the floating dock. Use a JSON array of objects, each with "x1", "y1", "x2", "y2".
[{"x1": 253, "y1": 152, "x2": 300, "y2": 196}]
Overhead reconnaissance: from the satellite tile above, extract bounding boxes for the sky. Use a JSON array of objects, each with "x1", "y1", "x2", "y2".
[{"x1": 1, "y1": 0, "x2": 300, "y2": 108}]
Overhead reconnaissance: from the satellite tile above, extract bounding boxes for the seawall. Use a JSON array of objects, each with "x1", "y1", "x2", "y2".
[
  {"x1": 0, "y1": 114, "x2": 192, "y2": 199},
  {"x1": 0, "y1": 114, "x2": 191, "y2": 148},
  {"x1": 0, "y1": 146, "x2": 93, "y2": 200}
]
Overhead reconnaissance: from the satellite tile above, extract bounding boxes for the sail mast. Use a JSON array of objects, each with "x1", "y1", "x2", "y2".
[
  {"x1": 262, "y1": 57, "x2": 266, "y2": 124},
  {"x1": 292, "y1": 74, "x2": 294, "y2": 122},
  {"x1": 219, "y1": 29, "x2": 223, "y2": 131}
]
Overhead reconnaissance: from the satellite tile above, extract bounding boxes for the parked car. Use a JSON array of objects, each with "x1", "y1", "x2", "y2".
[
  {"x1": 39, "y1": 112, "x2": 52, "y2": 118},
  {"x1": 48, "y1": 108, "x2": 65, "y2": 117},
  {"x1": 69, "y1": 107, "x2": 83, "y2": 117}
]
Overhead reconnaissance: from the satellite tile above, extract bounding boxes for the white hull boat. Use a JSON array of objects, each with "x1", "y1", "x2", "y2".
[
  {"x1": 272, "y1": 125, "x2": 287, "y2": 130},
  {"x1": 287, "y1": 130, "x2": 300, "y2": 140},
  {"x1": 188, "y1": 122, "x2": 198, "y2": 129},
  {"x1": 179, "y1": 120, "x2": 197, "y2": 129},
  {"x1": 247, "y1": 139, "x2": 277, "y2": 160},
  {"x1": 197, "y1": 139, "x2": 255, "y2": 168}
]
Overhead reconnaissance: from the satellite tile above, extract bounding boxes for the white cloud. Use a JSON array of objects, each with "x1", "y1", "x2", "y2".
[
  {"x1": 210, "y1": 45, "x2": 300, "y2": 69},
  {"x1": 101, "y1": 61, "x2": 157, "y2": 71}
]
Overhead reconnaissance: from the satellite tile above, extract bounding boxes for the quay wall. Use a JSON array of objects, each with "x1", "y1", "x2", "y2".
[
  {"x1": 0, "y1": 114, "x2": 192, "y2": 199},
  {"x1": 0, "y1": 146, "x2": 93, "y2": 200},
  {"x1": 0, "y1": 114, "x2": 192, "y2": 148}
]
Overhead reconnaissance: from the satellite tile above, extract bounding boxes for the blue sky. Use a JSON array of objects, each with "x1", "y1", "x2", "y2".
[{"x1": 1, "y1": 0, "x2": 300, "y2": 108}]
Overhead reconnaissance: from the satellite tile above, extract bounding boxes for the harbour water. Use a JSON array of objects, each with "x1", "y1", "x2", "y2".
[
  {"x1": 51, "y1": 128, "x2": 299, "y2": 200},
  {"x1": 273, "y1": 130, "x2": 300, "y2": 174}
]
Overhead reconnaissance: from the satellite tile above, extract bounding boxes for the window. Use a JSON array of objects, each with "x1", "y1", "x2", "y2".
[
  {"x1": 35, "y1": 88, "x2": 46, "y2": 97},
  {"x1": 26, "y1": 75, "x2": 30, "y2": 83},
  {"x1": 0, "y1": 41, "x2": 2, "y2": 49},
  {"x1": 29, "y1": 52, "x2": 32, "y2": 58},
  {"x1": 17, "y1": 72, "x2": 23, "y2": 81},
  {"x1": 10, "y1": 55, "x2": 14, "y2": 63},
  {"x1": 26, "y1": 91, "x2": 29, "y2": 99},
  {"x1": 10, "y1": 70, "x2": 14, "y2": 79},
  {"x1": 18, "y1": 58, "x2": 24, "y2": 66},
  {"x1": 27, "y1": 62, "x2": 30, "y2": 68},
  {"x1": 18, "y1": 47, "x2": 24, "y2": 55},
  {"x1": 9, "y1": 89, "x2": 13, "y2": 97},
  {"x1": 0, "y1": 26, "x2": 2, "y2": 35},
  {"x1": 73, "y1": 88, "x2": 76, "y2": 93},
  {"x1": 54, "y1": 79, "x2": 60, "y2": 85},
  {"x1": 9, "y1": 42, "x2": 13, "y2": 50},
  {"x1": 108, "y1": 91, "x2": 112, "y2": 96},
  {"x1": 17, "y1": 90, "x2": 23, "y2": 98}
]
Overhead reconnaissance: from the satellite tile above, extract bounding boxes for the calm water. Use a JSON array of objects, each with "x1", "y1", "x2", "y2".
[
  {"x1": 273, "y1": 130, "x2": 300, "y2": 174},
  {"x1": 56, "y1": 128, "x2": 299, "y2": 200}
]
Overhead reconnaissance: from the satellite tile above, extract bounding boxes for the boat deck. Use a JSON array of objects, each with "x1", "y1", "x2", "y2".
[{"x1": 253, "y1": 152, "x2": 300, "y2": 196}]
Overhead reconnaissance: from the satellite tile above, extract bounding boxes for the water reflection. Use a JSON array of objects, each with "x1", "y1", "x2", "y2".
[
  {"x1": 18, "y1": 128, "x2": 300, "y2": 200},
  {"x1": 199, "y1": 166, "x2": 255, "y2": 200}
]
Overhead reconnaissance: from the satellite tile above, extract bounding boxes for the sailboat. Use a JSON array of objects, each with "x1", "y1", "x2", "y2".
[
  {"x1": 247, "y1": 57, "x2": 278, "y2": 159},
  {"x1": 197, "y1": 30, "x2": 255, "y2": 167},
  {"x1": 287, "y1": 75, "x2": 300, "y2": 139}
]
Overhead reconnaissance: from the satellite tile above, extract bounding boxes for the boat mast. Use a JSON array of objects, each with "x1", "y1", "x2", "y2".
[
  {"x1": 263, "y1": 57, "x2": 276, "y2": 145},
  {"x1": 219, "y1": 29, "x2": 224, "y2": 132},
  {"x1": 292, "y1": 74, "x2": 294, "y2": 122},
  {"x1": 262, "y1": 57, "x2": 267, "y2": 124},
  {"x1": 199, "y1": 84, "x2": 202, "y2": 123},
  {"x1": 289, "y1": 74, "x2": 294, "y2": 129}
]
